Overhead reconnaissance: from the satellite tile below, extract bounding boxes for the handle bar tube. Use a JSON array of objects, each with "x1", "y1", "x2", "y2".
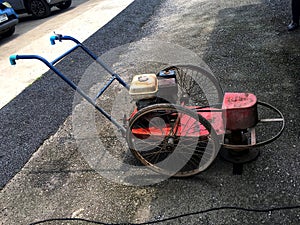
[
  {"x1": 50, "y1": 35, "x2": 129, "y2": 90},
  {"x1": 10, "y1": 40, "x2": 127, "y2": 135}
]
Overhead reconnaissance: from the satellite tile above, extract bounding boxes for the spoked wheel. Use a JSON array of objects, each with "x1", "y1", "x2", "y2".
[
  {"x1": 159, "y1": 65, "x2": 224, "y2": 107},
  {"x1": 126, "y1": 103, "x2": 220, "y2": 177},
  {"x1": 28, "y1": 0, "x2": 51, "y2": 18}
]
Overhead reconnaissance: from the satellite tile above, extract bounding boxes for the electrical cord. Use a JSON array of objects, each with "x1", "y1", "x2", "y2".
[{"x1": 29, "y1": 205, "x2": 300, "y2": 225}]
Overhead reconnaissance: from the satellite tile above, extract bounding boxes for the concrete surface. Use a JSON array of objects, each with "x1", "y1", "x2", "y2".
[
  {"x1": 0, "y1": 0, "x2": 299, "y2": 224},
  {"x1": 0, "y1": 0, "x2": 134, "y2": 109}
]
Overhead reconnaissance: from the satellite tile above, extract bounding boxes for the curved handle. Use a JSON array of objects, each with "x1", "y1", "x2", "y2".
[
  {"x1": 50, "y1": 35, "x2": 58, "y2": 45},
  {"x1": 9, "y1": 55, "x2": 17, "y2": 65}
]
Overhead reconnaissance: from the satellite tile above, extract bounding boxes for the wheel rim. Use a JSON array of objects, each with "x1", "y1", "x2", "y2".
[
  {"x1": 31, "y1": 0, "x2": 47, "y2": 17},
  {"x1": 160, "y1": 65, "x2": 224, "y2": 107},
  {"x1": 126, "y1": 104, "x2": 219, "y2": 177}
]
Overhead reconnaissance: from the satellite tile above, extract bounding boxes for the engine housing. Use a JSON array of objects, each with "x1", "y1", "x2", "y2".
[{"x1": 129, "y1": 70, "x2": 178, "y2": 110}]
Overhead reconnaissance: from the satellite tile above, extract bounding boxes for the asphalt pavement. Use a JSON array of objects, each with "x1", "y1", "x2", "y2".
[
  {"x1": 0, "y1": 0, "x2": 299, "y2": 224},
  {"x1": 0, "y1": 0, "x2": 134, "y2": 109}
]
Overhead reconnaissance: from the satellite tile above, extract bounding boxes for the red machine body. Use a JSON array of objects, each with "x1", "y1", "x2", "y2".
[
  {"x1": 222, "y1": 92, "x2": 258, "y2": 130},
  {"x1": 129, "y1": 107, "x2": 225, "y2": 139},
  {"x1": 129, "y1": 92, "x2": 258, "y2": 139},
  {"x1": 129, "y1": 72, "x2": 259, "y2": 138}
]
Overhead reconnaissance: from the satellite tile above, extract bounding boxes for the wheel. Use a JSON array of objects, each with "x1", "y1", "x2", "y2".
[
  {"x1": 28, "y1": 0, "x2": 51, "y2": 18},
  {"x1": 126, "y1": 103, "x2": 220, "y2": 177},
  {"x1": 1, "y1": 26, "x2": 15, "y2": 38},
  {"x1": 160, "y1": 65, "x2": 224, "y2": 107},
  {"x1": 56, "y1": 0, "x2": 72, "y2": 10}
]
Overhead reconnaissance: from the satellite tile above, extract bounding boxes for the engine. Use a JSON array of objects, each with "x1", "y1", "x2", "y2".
[{"x1": 129, "y1": 70, "x2": 178, "y2": 110}]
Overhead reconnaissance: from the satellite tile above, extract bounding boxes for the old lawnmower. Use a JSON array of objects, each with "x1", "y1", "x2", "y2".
[{"x1": 9, "y1": 34, "x2": 285, "y2": 176}]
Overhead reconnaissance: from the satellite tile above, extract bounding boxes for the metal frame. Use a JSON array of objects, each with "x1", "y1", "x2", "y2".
[
  {"x1": 9, "y1": 34, "x2": 285, "y2": 149},
  {"x1": 10, "y1": 34, "x2": 129, "y2": 135}
]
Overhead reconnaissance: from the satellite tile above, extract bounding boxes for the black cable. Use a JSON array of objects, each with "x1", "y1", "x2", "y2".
[
  {"x1": 29, "y1": 218, "x2": 108, "y2": 225},
  {"x1": 29, "y1": 205, "x2": 300, "y2": 225}
]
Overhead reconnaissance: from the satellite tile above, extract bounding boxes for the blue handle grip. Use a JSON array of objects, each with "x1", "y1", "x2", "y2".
[
  {"x1": 9, "y1": 55, "x2": 17, "y2": 65},
  {"x1": 50, "y1": 36, "x2": 58, "y2": 45}
]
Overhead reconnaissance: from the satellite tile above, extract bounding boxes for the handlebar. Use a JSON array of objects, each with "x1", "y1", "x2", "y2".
[
  {"x1": 50, "y1": 36, "x2": 58, "y2": 45},
  {"x1": 8, "y1": 34, "x2": 129, "y2": 134},
  {"x1": 9, "y1": 55, "x2": 17, "y2": 65},
  {"x1": 9, "y1": 34, "x2": 83, "y2": 65},
  {"x1": 49, "y1": 34, "x2": 81, "y2": 45},
  {"x1": 10, "y1": 34, "x2": 120, "y2": 78},
  {"x1": 9, "y1": 34, "x2": 82, "y2": 66}
]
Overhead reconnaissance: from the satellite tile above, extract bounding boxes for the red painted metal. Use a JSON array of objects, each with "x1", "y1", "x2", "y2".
[
  {"x1": 129, "y1": 92, "x2": 260, "y2": 139},
  {"x1": 222, "y1": 92, "x2": 258, "y2": 130},
  {"x1": 130, "y1": 107, "x2": 225, "y2": 139}
]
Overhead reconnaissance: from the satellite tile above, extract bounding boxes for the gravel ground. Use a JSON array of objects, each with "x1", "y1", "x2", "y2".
[{"x1": 0, "y1": 0, "x2": 299, "y2": 224}]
